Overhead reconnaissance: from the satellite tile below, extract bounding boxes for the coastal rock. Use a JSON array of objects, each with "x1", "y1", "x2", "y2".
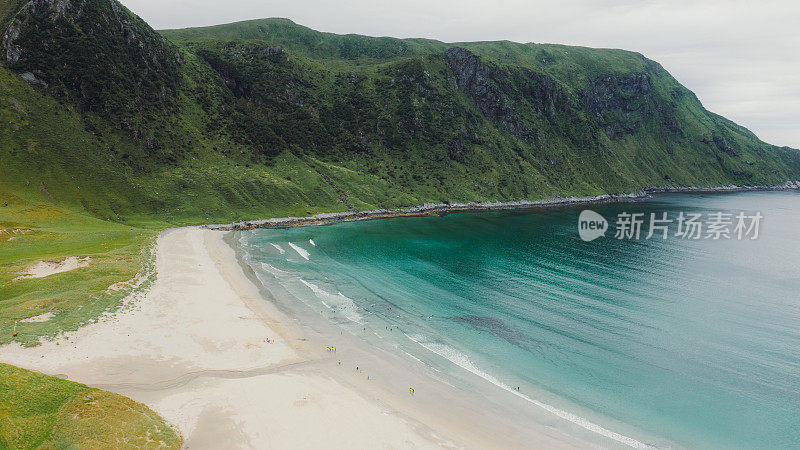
[
  {"x1": 2, "y1": 0, "x2": 182, "y2": 122},
  {"x1": 582, "y1": 71, "x2": 659, "y2": 140},
  {"x1": 517, "y1": 68, "x2": 574, "y2": 120},
  {"x1": 713, "y1": 135, "x2": 739, "y2": 157},
  {"x1": 258, "y1": 45, "x2": 283, "y2": 56},
  {"x1": 445, "y1": 46, "x2": 578, "y2": 140},
  {"x1": 445, "y1": 47, "x2": 526, "y2": 137}
]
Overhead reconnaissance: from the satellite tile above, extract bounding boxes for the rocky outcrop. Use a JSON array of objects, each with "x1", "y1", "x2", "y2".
[
  {"x1": 19, "y1": 71, "x2": 46, "y2": 86},
  {"x1": 2, "y1": 0, "x2": 182, "y2": 119},
  {"x1": 582, "y1": 72, "x2": 655, "y2": 139},
  {"x1": 699, "y1": 135, "x2": 740, "y2": 157},
  {"x1": 517, "y1": 68, "x2": 573, "y2": 120},
  {"x1": 713, "y1": 135, "x2": 739, "y2": 156},
  {"x1": 259, "y1": 45, "x2": 283, "y2": 56},
  {"x1": 445, "y1": 47, "x2": 527, "y2": 138},
  {"x1": 3, "y1": 0, "x2": 80, "y2": 64},
  {"x1": 445, "y1": 46, "x2": 585, "y2": 142}
]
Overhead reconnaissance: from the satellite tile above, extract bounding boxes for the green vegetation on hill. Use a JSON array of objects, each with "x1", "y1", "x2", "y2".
[
  {"x1": 1, "y1": 3, "x2": 797, "y2": 229},
  {"x1": 0, "y1": 363, "x2": 181, "y2": 448},
  {"x1": 0, "y1": 1, "x2": 798, "y2": 445},
  {"x1": 0, "y1": 0, "x2": 798, "y2": 354}
]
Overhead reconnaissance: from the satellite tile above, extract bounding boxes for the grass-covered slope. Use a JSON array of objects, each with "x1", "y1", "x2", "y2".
[
  {"x1": 0, "y1": 2, "x2": 797, "y2": 446},
  {"x1": 0, "y1": 363, "x2": 181, "y2": 448},
  {"x1": 159, "y1": 18, "x2": 800, "y2": 201},
  {"x1": 1, "y1": 0, "x2": 798, "y2": 346},
  {"x1": 1, "y1": 3, "x2": 798, "y2": 227}
]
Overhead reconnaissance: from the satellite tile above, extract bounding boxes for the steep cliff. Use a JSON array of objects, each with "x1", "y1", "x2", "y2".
[{"x1": 1, "y1": 3, "x2": 798, "y2": 224}]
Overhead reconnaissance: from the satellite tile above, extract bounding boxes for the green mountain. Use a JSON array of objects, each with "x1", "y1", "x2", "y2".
[
  {"x1": 0, "y1": 1, "x2": 798, "y2": 444},
  {"x1": 1, "y1": 0, "x2": 799, "y2": 225}
]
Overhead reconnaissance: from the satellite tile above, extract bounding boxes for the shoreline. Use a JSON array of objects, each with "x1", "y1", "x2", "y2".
[
  {"x1": 0, "y1": 228, "x2": 606, "y2": 448},
  {"x1": 227, "y1": 230, "x2": 658, "y2": 449},
  {"x1": 224, "y1": 232, "x2": 608, "y2": 448},
  {"x1": 0, "y1": 229, "x2": 447, "y2": 447},
  {"x1": 205, "y1": 182, "x2": 800, "y2": 231},
  {"x1": 2, "y1": 189, "x2": 797, "y2": 447}
]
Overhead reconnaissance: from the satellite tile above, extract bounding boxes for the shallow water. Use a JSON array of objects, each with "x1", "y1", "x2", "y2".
[{"x1": 238, "y1": 191, "x2": 800, "y2": 449}]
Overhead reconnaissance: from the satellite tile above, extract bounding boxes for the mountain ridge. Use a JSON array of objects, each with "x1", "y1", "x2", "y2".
[
  {"x1": 1, "y1": 0, "x2": 798, "y2": 226},
  {"x1": 2, "y1": 5, "x2": 796, "y2": 446}
]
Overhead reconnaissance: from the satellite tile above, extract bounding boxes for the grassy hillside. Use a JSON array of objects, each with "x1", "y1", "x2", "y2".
[
  {"x1": 0, "y1": 7, "x2": 796, "y2": 229},
  {"x1": 0, "y1": 2, "x2": 798, "y2": 446},
  {"x1": 158, "y1": 18, "x2": 800, "y2": 202},
  {"x1": 0, "y1": 363, "x2": 181, "y2": 448},
  {"x1": 0, "y1": 0, "x2": 798, "y2": 353}
]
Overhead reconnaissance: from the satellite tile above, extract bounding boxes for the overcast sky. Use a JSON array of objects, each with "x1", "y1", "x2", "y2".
[{"x1": 121, "y1": 0, "x2": 800, "y2": 148}]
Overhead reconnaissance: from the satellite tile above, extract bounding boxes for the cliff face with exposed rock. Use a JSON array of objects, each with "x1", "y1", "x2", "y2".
[
  {"x1": 3, "y1": 0, "x2": 182, "y2": 126},
  {"x1": 0, "y1": 2, "x2": 798, "y2": 224}
]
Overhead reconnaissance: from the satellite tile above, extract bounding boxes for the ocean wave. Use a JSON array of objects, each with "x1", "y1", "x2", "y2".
[
  {"x1": 299, "y1": 279, "x2": 363, "y2": 324},
  {"x1": 309, "y1": 239, "x2": 316, "y2": 247},
  {"x1": 269, "y1": 243, "x2": 285, "y2": 254},
  {"x1": 259, "y1": 262, "x2": 288, "y2": 274},
  {"x1": 288, "y1": 242, "x2": 310, "y2": 260},
  {"x1": 405, "y1": 334, "x2": 654, "y2": 449}
]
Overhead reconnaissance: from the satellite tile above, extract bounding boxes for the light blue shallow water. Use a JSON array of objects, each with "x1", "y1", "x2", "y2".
[{"x1": 238, "y1": 192, "x2": 800, "y2": 448}]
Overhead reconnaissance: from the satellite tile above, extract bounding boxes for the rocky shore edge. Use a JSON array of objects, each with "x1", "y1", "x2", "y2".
[{"x1": 205, "y1": 181, "x2": 800, "y2": 231}]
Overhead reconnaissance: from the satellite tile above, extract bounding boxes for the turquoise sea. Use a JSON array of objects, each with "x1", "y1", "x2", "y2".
[{"x1": 237, "y1": 191, "x2": 800, "y2": 448}]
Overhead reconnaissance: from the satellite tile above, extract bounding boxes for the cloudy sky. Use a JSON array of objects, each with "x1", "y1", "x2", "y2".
[{"x1": 121, "y1": 0, "x2": 800, "y2": 148}]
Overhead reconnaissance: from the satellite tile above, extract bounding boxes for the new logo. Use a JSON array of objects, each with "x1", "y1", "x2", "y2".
[{"x1": 578, "y1": 210, "x2": 608, "y2": 241}]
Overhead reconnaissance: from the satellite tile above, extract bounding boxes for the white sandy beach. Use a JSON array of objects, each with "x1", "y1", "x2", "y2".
[{"x1": 0, "y1": 228, "x2": 592, "y2": 448}]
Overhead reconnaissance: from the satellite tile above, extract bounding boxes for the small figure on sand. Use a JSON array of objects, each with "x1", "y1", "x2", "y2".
[{"x1": 409, "y1": 387, "x2": 414, "y2": 395}]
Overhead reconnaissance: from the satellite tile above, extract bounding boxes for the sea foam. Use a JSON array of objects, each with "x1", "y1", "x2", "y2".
[
  {"x1": 299, "y1": 279, "x2": 363, "y2": 324},
  {"x1": 405, "y1": 334, "x2": 654, "y2": 449},
  {"x1": 288, "y1": 242, "x2": 310, "y2": 260}
]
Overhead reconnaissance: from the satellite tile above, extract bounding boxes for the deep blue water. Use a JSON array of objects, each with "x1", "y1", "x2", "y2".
[{"x1": 239, "y1": 191, "x2": 800, "y2": 449}]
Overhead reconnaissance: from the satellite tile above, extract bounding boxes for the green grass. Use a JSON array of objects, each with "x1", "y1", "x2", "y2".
[
  {"x1": 0, "y1": 363, "x2": 181, "y2": 449},
  {"x1": 0, "y1": 193, "x2": 157, "y2": 347},
  {"x1": 0, "y1": 3, "x2": 799, "y2": 447},
  {"x1": 0, "y1": 190, "x2": 177, "y2": 448},
  {"x1": 2, "y1": 11, "x2": 798, "y2": 232}
]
